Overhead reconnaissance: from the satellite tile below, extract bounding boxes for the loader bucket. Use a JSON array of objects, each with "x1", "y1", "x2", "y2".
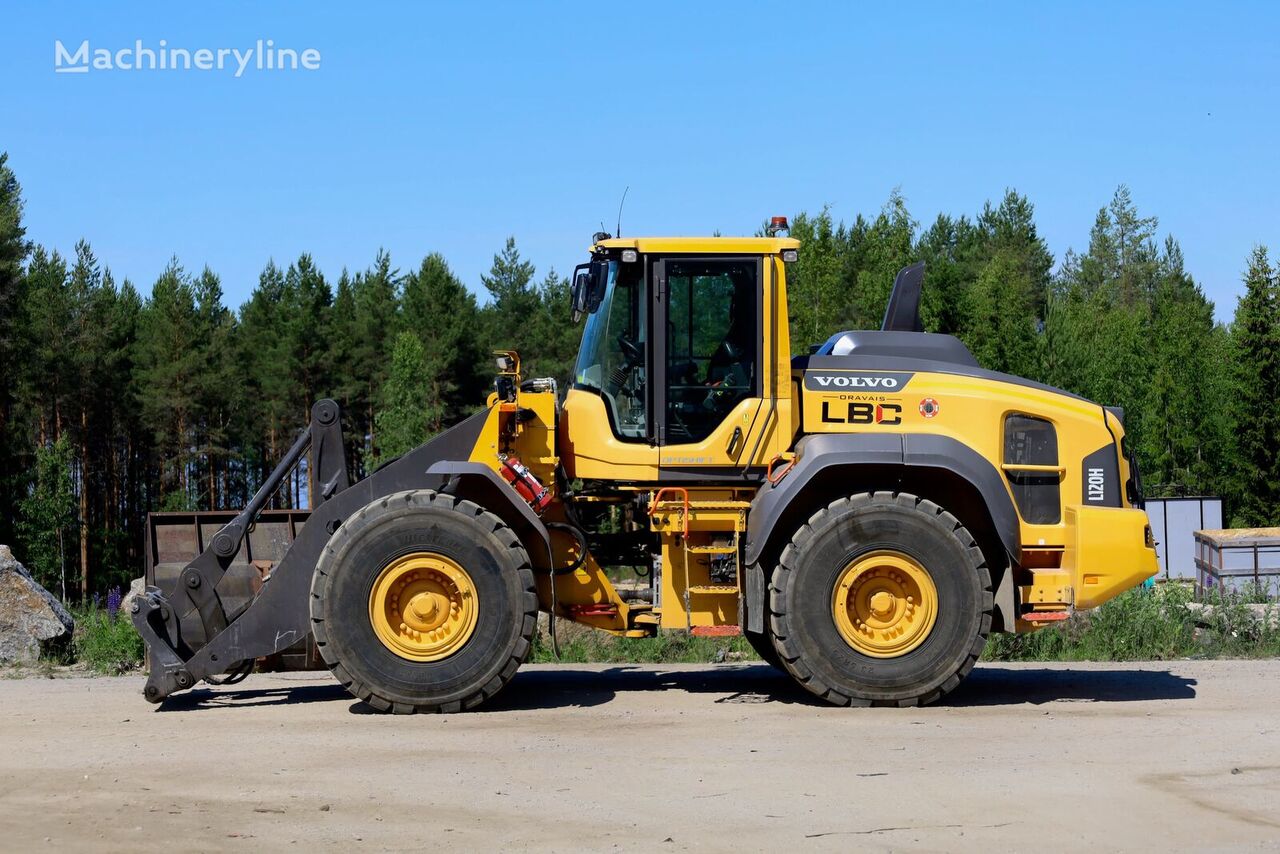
[
  {"x1": 131, "y1": 399, "x2": 497, "y2": 702},
  {"x1": 145, "y1": 509, "x2": 323, "y2": 671}
]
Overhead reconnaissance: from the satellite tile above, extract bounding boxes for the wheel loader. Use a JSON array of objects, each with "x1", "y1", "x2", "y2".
[{"x1": 132, "y1": 221, "x2": 1158, "y2": 710}]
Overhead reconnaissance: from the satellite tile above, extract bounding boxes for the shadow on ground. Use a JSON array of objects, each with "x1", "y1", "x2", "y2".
[
  {"x1": 156, "y1": 662, "x2": 1197, "y2": 714},
  {"x1": 943, "y1": 666, "x2": 1197, "y2": 707}
]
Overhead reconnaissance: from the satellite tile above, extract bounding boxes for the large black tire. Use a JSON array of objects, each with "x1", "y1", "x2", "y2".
[
  {"x1": 310, "y1": 490, "x2": 537, "y2": 713},
  {"x1": 769, "y1": 491, "x2": 992, "y2": 707}
]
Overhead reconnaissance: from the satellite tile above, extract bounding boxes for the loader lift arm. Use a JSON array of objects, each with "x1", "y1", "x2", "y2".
[{"x1": 132, "y1": 399, "x2": 350, "y2": 701}]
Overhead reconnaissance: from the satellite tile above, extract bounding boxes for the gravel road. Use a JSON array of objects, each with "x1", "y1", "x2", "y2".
[{"x1": 1, "y1": 660, "x2": 1277, "y2": 851}]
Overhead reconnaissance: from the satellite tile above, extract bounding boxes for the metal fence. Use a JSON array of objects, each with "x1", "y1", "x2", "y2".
[{"x1": 1145, "y1": 497, "x2": 1223, "y2": 580}]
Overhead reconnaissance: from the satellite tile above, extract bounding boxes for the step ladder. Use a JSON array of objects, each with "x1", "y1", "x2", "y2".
[{"x1": 649, "y1": 488, "x2": 749, "y2": 631}]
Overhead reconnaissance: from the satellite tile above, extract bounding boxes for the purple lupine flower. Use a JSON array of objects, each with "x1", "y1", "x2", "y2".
[{"x1": 107, "y1": 587, "x2": 122, "y2": 621}]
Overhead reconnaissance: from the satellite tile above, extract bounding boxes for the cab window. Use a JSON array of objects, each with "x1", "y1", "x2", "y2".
[
  {"x1": 664, "y1": 259, "x2": 758, "y2": 444},
  {"x1": 573, "y1": 261, "x2": 648, "y2": 439}
]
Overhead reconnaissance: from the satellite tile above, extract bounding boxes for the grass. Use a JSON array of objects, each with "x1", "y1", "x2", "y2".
[
  {"x1": 529, "y1": 626, "x2": 756, "y2": 664},
  {"x1": 529, "y1": 584, "x2": 1280, "y2": 666},
  {"x1": 39, "y1": 583, "x2": 1280, "y2": 674},
  {"x1": 70, "y1": 605, "x2": 144, "y2": 674},
  {"x1": 981, "y1": 584, "x2": 1280, "y2": 662}
]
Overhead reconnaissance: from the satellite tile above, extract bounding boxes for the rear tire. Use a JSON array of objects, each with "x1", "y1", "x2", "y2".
[
  {"x1": 769, "y1": 491, "x2": 992, "y2": 707},
  {"x1": 310, "y1": 490, "x2": 537, "y2": 713}
]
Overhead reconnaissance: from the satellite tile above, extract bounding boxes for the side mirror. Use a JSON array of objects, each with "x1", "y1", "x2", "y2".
[
  {"x1": 570, "y1": 264, "x2": 591, "y2": 323},
  {"x1": 586, "y1": 259, "x2": 610, "y2": 313}
]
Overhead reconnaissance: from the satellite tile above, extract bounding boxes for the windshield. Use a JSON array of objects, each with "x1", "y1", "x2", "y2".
[{"x1": 573, "y1": 260, "x2": 647, "y2": 439}]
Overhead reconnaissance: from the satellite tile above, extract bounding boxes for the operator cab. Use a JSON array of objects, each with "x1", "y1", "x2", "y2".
[{"x1": 562, "y1": 233, "x2": 799, "y2": 482}]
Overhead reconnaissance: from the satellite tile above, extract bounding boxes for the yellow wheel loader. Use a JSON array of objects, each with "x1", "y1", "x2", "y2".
[{"x1": 132, "y1": 223, "x2": 1158, "y2": 710}]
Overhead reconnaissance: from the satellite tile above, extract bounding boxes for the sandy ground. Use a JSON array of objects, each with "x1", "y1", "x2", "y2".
[{"x1": 0, "y1": 660, "x2": 1278, "y2": 852}]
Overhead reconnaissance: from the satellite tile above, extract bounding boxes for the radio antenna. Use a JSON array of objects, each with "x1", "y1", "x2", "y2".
[{"x1": 615, "y1": 186, "x2": 629, "y2": 238}]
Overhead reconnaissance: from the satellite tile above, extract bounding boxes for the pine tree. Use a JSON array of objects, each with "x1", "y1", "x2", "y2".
[
  {"x1": 374, "y1": 332, "x2": 441, "y2": 461},
  {"x1": 1142, "y1": 239, "x2": 1227, "y2": 493},
  {"x1": 0, "y1": 153, "x2": 29, "y2": 546},
  {"x1": 350, "y1": 250, "x2": 399, "y2": 457},
  {"x1": 916, "y1": 213, "x2": 979, "y2": 336},
  {"x1": 283, "y1": 254, "x2": 333, "y2": 423},
  {"x1": 66, "y1": 240, "x2": 110, "y2": 598},
  {"x1": 328, "y1": 269, "x2": 369, "y2": 477},
  {"x1": 133, "y1": 260, "x2": 202, "y2": 509},
  {"x1": 1230, "y1": 246, "x2": 1280, "y2": 525},
  {"x1": 481, "y1": 237, "x2": 540, "y2": 359},
  {"x1": 1044, "y1": 187, "x2": 1156, "y2": 467},
  {"x1": 783, "y1": 207, "x2": 850, "y2": 353},
  {"x1": 192, "y1": 267, "x2": 237, "y2": 509},
  {"x1": 530, "y1": 268, "x2": 578, "y2": 387},
  {"x1": 964, "y1": 249, "x2": 1041, "y2": 374},
  {"x1": 843, "y1": 190, "x2": 917, "y2": 330},
  {"x1": 16, "y1": 436, "x2": 76, "y2": 597},
  {"x1": 238, "y1": 261, "x2": 295, "y2": 497},
  {"x1": 402, "y1": 252, "x2": 485, "y2": 426}
]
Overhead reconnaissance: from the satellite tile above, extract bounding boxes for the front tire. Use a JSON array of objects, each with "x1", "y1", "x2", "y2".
[
  {"x1": 310, "y1": 490, "x2": 537, "y2": 713},
  {"x1": 769, "y1": 491, "x2": 992, "y2": 707}
]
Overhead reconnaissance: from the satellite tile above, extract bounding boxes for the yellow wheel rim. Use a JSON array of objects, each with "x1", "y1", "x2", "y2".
[
  {"x1": 832, "y1": 551, "x2": 938, "y2": 658},
  {"x1": 368, "y1": 552, "x2": 479, "y2": 662}
]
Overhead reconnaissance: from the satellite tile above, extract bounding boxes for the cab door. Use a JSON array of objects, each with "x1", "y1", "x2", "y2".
[{"x1": 653, "y1": 256, "x2": 770, "y2": 480}]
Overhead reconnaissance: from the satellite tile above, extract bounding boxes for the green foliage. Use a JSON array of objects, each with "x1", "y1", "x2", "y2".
[
  {"x1": 401, "y1": 253, "x2": 486, "y2": 427},
  {"x1": 0, "y1": 144, "x2": 1275, "y2": 604},
  {"x1": 0, "y1": 152, "x2": 29, "y2": 549},
  {"x1": 133, "y1": 259, "x2": 203, "y2": 504},
  {"x1": 16, "y1": 436, "x2": 76, "y2": 595},
  {"x1": 1230, "y1": 246, "x2": 1280, "y2": 525},
  {"x1": 528, "y1": 628, "x2": 758, "y2": 664},
  {"x1": 374, "y1": 332, "x2": 442, "y2": 460},
  {"x1": 72, "y1": 605, "x2": 144, "y2": 674},
  {"x1": 782, "y1": 207, "x2": 850, "y2": 354},
  {"x1": 984, "y1": 585, "x2": 1280, "y2": 662}
]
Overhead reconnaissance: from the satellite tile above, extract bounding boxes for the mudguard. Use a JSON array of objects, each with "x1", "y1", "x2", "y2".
[{"x1": 743, "y1": 432, "x2": 1021, "y2": 568}]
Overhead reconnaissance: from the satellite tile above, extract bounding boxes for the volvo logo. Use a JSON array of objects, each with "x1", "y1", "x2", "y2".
[{"x1": 803, "y1": 371, "x2": 915, "y2": 391}]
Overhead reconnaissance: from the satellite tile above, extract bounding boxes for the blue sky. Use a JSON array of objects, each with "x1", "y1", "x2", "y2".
[{"x1": 2, "y1": 2, "x2": 1277, "y2": 321}]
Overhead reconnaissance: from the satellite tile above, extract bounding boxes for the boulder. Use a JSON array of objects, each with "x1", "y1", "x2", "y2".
[
  {"x1": 118, "y1": 576, "x2": 146, "y2": 620},
  {"x1": 0, "y1": 545, "x2": 75, "y2": 664}
]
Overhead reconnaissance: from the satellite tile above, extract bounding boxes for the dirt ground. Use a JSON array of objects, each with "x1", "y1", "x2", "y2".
[{"x1": 1, "y1": 660, "x2": 1277, "y2": 852}]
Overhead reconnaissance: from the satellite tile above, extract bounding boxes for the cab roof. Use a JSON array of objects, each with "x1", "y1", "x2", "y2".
[{"x1": 591, "y1": 236, "x2": 800, "y2": 254}]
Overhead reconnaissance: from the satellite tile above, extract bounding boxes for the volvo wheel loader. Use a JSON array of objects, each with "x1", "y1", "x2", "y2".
[{"x1": 132, "y1": 222, "x2": 1158, "y2": 710}]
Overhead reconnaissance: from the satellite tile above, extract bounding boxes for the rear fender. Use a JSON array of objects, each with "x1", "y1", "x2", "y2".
[{"x1": 742, "y1": 433, "x2": 1020, "y2": 632}]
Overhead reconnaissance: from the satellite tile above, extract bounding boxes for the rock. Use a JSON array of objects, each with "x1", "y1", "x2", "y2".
[
  {"x1": 0, "y1": 545, "x2": 75, "y2": 664},
  {"x1": 119, "y1": 577, "x2": 146, "y2": 620}
]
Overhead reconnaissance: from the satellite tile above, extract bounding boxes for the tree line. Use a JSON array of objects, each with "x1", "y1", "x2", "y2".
[{"x1": 1, "y1": 151, "x2": 1278, "y2": 600}]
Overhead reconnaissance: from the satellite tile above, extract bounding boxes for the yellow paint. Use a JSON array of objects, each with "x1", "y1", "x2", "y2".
[
  {"x1": 367, "y1": 552, "x2": 479, "y2": 662},
  {"x1": 1063, "y1": 504, "x2": 1158, "y2": 609},
  {"x1": 451, "y1": 234, "x2": 1156, "y2": 641},
  {"x1": 593, "y1": 236, "x2": 799, "y2": 256},
  {"x1": 648, "y1": 490, "x2": 750, "y2": 629},
  {"x1": 831, "y1": 551, "x2": 939, "y2": 657}
]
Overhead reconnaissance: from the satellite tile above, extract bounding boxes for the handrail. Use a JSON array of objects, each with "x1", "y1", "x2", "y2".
[{"x1": 649, "y1": 487, "x2": 690, "y2": 536}]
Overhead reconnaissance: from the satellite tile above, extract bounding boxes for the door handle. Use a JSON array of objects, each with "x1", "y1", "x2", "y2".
[{"x1": 726, "y1": 426, "x2": 744, "y2": 458}]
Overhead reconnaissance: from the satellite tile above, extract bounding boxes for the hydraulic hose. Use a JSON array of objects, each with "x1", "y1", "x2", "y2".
[{"x1": 545, "y1": 521, "x2": 589, "y2": 575}]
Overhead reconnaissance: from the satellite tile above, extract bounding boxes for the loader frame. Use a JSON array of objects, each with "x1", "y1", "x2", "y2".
[{"x1": 131, "y1": 400, "x2": 543, "y2": 702}]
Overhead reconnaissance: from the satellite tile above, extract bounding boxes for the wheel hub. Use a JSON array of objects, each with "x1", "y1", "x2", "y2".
[
  {"x1": 369, "y1": 552, "x2": 478, "y2": 661},
  {"x1": 832, "y1": 551, "x2": 938, "y2": 658}
]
